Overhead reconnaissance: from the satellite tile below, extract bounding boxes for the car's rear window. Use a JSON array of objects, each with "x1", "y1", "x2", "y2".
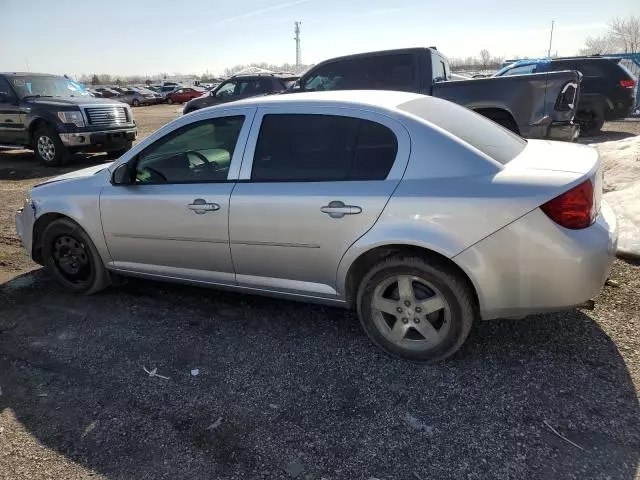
[{"x1": 398, "y1": 97, "x2": 527, "y2": 165}]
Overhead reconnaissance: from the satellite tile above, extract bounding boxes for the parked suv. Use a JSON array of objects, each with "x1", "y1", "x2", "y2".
[
  {"x1": 494, "y1": 56, "x2": 637, "y2": 135},
  {"x1": 0, "y1": 73, "x2": 136, "y2": 165},
  {"x1": 183, "y1": 73, "x2": 298, "y2": 114}
]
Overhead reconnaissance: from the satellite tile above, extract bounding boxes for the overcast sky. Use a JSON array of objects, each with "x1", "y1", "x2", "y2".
[{"x1": 1, "y1": 0, "x2": 637, "y2": 77}]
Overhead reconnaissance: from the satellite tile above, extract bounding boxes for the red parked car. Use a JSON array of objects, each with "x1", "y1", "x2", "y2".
[{"x1": 166, "y1": 87, "x2": 205, "y2": 104}]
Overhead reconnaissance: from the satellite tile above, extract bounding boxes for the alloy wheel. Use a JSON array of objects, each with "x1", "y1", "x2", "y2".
[
  {"x1": 37, "y1": 135, "x2": 56, "y2": 162},
  {"x1": 370, "y1": 275, "x2": 450, "y2": 351}
]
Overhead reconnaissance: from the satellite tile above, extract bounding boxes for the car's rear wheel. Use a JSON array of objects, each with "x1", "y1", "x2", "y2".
[
  {"x1": 33, "y1": 127, "x2": 70, "y2": 166},
  {"x1": 132, "y1": 98, "x2": 140, "y2": 107},
  {"x1": 357, "y1": 256, "x2": 475, "y2": 362},
  {"x1": 42, "y1": 218, "x2": 110, "y2": 295},
  {"x1": 577, "y1": 110, "x2": 604, "y2": 136}
]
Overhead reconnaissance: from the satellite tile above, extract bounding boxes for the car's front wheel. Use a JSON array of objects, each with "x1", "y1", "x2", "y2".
[
  {"x1": 167, "y1": 97, "x2": 174, "y2": 104},
  {"x1": 42, "y1": 218, "x2": 110, "y2": 295},
  {"x1": 33, "y1": 127, "x2": 69, "y2": 166},
  {"x1": 357, "y1": 256, "x2": 475, "y2": 362}
]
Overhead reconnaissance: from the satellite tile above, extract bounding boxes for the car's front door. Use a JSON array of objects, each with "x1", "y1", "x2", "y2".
[
  {"x1": 0, "y1": 76, "x2": 26, "y2": 145},
  {"x1": 100, "y1": 107, "x2": 255, "y2": 284},
  {"x1": 229, "y1": 107, "x2": 410, "y2": 299}
]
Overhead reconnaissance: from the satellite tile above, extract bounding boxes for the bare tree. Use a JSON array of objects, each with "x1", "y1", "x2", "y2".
[
  {"x1": 579, "y1": 14, "x2": 640, "y2": 54},
  {"x1": 609, "y1": 15, "x2": 640, "y2": 53},
  {"x1": 479, "y1": 49, "x2": 491, "y2": 70}
]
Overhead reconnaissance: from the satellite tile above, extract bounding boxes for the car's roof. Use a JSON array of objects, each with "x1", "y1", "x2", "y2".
[{"x1": 233, "y1": 90, "x2": 425, "y2": 110}]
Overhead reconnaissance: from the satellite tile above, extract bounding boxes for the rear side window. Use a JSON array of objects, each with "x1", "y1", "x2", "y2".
[
  {"x1": 301, "y1": 54, "x2": 415, "y2": 92},
  {"x1": 399, "y1": 97, "x2": 527, "y2": 165},
  {"x1": 0, "y1": 76, "x2": 15, "y2": 97},
  {"x1": 251, "y1": 114, "x2": 398, "y2": 181},
  {"x1": 554, "y1": 61, "x2": 602, "y2": 77}
]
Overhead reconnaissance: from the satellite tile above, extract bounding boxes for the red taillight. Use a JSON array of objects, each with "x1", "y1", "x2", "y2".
[
  {"x1": 619, "y1": 79, "x2": 635, "y2": 88},
  {"x1": 541, "y1": 179, "x2": 596, "y2": 229}
]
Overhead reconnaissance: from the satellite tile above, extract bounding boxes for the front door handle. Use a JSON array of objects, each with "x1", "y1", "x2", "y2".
[
  {"x1": 320, "y1": 201, "x2": 362, "y2": 218},
  {"x1": 187, "y1": 198, "x2": 220, "y2": 214}
]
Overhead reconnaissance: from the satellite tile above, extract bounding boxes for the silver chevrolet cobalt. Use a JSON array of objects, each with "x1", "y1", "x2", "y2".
[{"x1": 15, "y1": 91, "x2": 617, "y2": 361}]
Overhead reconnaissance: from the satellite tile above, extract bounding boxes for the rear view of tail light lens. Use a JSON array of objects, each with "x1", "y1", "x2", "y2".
[
  {"x1": 541, "y1": 178, "x2": 596, "y2": 229},
  {"x1": 619, "y1": 79, "x2": 636, "y2": 88}
]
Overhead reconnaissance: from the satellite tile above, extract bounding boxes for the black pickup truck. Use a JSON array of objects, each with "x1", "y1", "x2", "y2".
[
  {"x1": 0, "y1": 72, "x2": 137, "y2": 166},
  {"x1": 292, "y1": 48, "x2": 581, "y2": 141}
]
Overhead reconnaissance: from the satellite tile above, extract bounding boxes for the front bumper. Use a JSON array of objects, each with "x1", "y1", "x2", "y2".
[
  {"x1": 60, "y1": 129, "x2": 137, "y2": 149},
  {"x1": 454, "y1": 201, "x2": 618, "y2": 320},
  {"x1": 15, "y1": 200, "x2": 36, "y2": 257}
]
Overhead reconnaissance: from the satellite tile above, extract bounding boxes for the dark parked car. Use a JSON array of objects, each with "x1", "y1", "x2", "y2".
[
  {"x1": 0, "y1": 72, "x2": 136, "y2": 165},
  {"x1": 291, "y1": 48, "x2": 581, "y2": 141},
  {"x1": 166, "y1": 87, "x2": 205, "y2": 104},
  {"x1": 494, "y1": 56, "x2": 637, "y2": 135},
  {"x1": 93, "y1": 87, "x2": 122, "y2": 98},
  {"x1": 183, "y1": 74, "x2": 298, "y2": 114}
]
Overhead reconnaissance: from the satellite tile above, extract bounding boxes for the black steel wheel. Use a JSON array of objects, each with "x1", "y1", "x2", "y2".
[{"x1": 42, "y1": 218, "x2": 110, "y2": 294}]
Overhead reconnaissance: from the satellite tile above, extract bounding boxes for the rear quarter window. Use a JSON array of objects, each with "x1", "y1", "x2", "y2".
[{"x1": 398, "y1": 97, "x2": 527, "y2": 165}]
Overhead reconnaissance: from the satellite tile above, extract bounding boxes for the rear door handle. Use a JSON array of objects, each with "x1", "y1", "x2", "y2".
[
  {"x1": 320, "y1": 201, "x2": 362, "y2": 218},
  {"x1": 187, "y1": 198, "x2": 220, "y2": 214}
]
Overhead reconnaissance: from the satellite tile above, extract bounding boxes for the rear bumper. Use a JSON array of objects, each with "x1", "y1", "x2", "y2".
[
  {"x1": 454, "y1": 202, "x2": 618, "y2": 320},
  {"x1": 60, "y1": 128, "x2": 137, "y2": 150}
]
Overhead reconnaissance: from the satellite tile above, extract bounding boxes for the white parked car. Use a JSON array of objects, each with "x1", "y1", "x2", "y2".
[{"x1": 15, "y1": 91, "x2": 617, "y2": 361}]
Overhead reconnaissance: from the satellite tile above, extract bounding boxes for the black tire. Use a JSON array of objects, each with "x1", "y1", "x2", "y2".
[
  {"x1": 33, "y1": 126, "x2": 70, "y2": 166},
  {"x1": 106, "y1": 140, "x2": 133, "y2": 159},
  {"x1": 357, "y1": 256, "x2": 475, "y2": 362},
  {"x1": 132, "y1": 98, "x2": 140, "y2": 107},
  {"x1": 42, "y1": 218, "x2": 110, "y2": 295},
  {"x1": 577, "y1": 110, "x2": 605, "y2": 136},
  {"x1": 167, "y1": 97, "x2": 174, "y2": 104}
]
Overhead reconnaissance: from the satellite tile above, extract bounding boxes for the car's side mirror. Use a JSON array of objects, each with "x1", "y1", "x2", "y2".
[{"x1": 111, "y1": 163, "x2": 134, "y2": 185}]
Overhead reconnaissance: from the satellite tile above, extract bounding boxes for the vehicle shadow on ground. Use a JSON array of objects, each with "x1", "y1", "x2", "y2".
[
  {"x1": 0, "y1": 271, "x2": 638, "y2": 479},
  {"x1": 0, "y1": 150, "x2": 111, "y2": 181},
  {"x1": 578, "y1": 130, "x2": 636, "y2": 144}
]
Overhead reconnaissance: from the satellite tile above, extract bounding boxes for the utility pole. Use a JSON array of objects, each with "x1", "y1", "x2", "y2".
[
  {"x1": 294, "y1": 21, "x2": 301, "y2": 66},
  {"x1": 25, "y1": 57, "x2": 30, "y2": 72},
  {"x1": 547, "y1": 20, "x2": 554, "y2": 57}
]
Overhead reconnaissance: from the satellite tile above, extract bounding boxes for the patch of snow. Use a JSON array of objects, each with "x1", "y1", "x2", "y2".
[{"x1": 595, "y1": 135, "x2": 640, "y2": 255}]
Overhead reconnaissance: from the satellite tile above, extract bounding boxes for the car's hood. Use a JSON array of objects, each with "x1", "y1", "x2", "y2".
[
  {"x1": 34, "y1": 163, "x2": 113, "y2": 188},
  {"x1": 24, "y1": 96, "x2": 127, "y2": 108}
]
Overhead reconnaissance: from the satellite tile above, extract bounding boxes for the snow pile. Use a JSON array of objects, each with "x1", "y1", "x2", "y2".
[{"x1": 596, "y1": 135, "x2": 640, "y2": 255}]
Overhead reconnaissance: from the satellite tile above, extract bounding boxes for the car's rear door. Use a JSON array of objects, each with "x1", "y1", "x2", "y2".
[
  {"x1": 228, "y1": 106, "x2": 410, "y2": 299},
  {"x1": 100, "y1": 106, "x2": 255, "y2": 284}
]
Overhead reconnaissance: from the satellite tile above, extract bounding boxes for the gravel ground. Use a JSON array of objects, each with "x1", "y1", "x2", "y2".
[{"x1": 0, "y1": 108, "x2": 638, "y2": 479}]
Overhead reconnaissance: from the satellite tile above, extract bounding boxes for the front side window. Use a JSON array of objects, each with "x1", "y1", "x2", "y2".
[
  {"x1": 215, "y1": 81, "x2": 236, "y2": 98},
  {"x1": 251, "y1": 114, "x2": 398, "y2": 182},
  {"x1": 135, "y1": 116, "x2": 245, "y2": 184}
]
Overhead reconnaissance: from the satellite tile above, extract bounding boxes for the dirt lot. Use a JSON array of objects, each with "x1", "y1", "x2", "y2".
[{"x1": 1, "y1": 106, "x2": 639, "y2": 479}]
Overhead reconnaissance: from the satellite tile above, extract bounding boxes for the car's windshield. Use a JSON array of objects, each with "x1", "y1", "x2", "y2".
[{"x1": 10, "y1": 75, "x2": 90, "y2": 98}]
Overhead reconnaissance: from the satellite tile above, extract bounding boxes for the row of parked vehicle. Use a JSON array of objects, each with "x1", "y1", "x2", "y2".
[
  {"x1": 88, "y1": 84, "x2": 208, "y2": 106},
  {"x1": 183, "y1": 49, "x2": 637, "y2": 138}
]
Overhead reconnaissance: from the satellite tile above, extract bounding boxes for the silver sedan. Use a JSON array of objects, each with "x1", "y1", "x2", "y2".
[{"x1": 15, "y1": 91, "x2": 618, "y2": 361}]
